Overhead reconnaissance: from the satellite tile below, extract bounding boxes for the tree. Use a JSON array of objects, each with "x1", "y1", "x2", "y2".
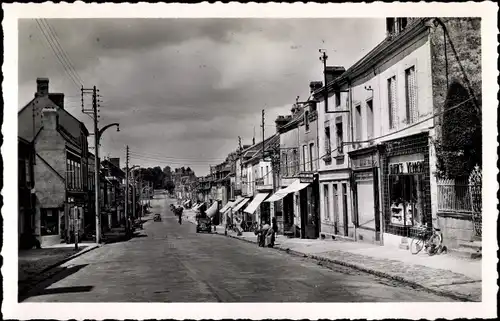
[{"x1": 435, "y1": 80, "x2": 482, "y2": 179}]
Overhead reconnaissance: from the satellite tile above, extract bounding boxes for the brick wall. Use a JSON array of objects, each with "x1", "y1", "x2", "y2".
[{"x1": 381, "y1": 133, "x2": 431, "y2": 237}]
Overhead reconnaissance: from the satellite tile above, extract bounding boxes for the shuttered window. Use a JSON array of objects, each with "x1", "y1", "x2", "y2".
[
  {"x1": 405, "y1": 66, "x2": 418, "y2": 124},
  {"x1": 324, "y1": 121, "x2": 331, "y2": 156},
  {"x1": 366, "y1": 99, "x2": 374, "y2": 139},
  {"x1": 388, "y1": 76, "x2": 398, "y2": 129},
  {"x1": 355, "y1": 104, "x2": 362, "y2": 141}
]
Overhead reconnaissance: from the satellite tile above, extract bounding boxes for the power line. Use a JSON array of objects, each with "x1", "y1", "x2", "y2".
[
  {"x1": 129, "y1": 150, "x2": 227, "y2": 161},
  {"x1": 35, "y1": 19, "x2": 80, "y2": 90},
  {"x1": 41, "y1": 18, "x2": 84, "y2": 85}
]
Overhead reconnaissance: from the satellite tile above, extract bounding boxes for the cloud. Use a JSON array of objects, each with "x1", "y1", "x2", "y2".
[{"x1": 18, "y1": 18, "x2": 386, "y2": 175}]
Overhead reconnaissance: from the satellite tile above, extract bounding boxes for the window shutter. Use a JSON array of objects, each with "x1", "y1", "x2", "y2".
[
  {"x1": 407, "y1": 67, "x2": 418, "y2": 123},
  {"x1": 388, "y1": 77, "x2": 398, "y2": 129}
]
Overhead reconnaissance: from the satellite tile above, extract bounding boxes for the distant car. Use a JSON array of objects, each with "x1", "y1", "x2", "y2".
[
  {"x1": 153, "y1": 214, "x2": 162, "y2": 222},
  {"x1": 196, "y1": 217, "x2": 212, "y2": 233}
]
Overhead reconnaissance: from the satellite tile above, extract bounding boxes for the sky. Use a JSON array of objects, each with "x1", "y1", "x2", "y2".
[{"x1": 18, "y1": 18, "x2": 386, "y2": 176}]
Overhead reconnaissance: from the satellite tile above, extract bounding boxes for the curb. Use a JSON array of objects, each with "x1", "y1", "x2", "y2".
[
  {"x1": 214, "y1": 232, "x2": 478, "y2": 302},
  {"x1": 19, "y1": 244, "x2": 101, "y2": 296},
  {"x1": 39, "y1": 244, "x2": 101, "y2": 275}
]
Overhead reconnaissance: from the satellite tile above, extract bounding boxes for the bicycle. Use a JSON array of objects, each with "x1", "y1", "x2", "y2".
[{"x1": 410, "y1": 225, "x2": 444, "y2": 256}]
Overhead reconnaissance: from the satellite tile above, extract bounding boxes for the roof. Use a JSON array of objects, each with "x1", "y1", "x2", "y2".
[
  {"x1": 243, "y1": 134, "x2": 280, "y2": 165},
  {"x1": 313, "y1": 18, "x2": 428, "y2": 97},
  {"x1": 18, "y1": 94, "x2": 90, "y2": 141}
]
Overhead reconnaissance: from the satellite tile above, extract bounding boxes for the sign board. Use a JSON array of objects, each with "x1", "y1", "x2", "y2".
[
  {"x1": 389, "y1": 160, "x2": 424, "y2": 175},
  {"x1": 352, "y1": 153, "x2": 377, "y2": 170},
  {"x1": 298, "y1": 173, "x2": 315, "y2": 184}
]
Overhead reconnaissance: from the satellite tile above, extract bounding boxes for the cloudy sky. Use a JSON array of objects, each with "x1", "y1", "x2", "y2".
[{"x1": 18, "y1": 18, "x2": 386, "y2": 176}]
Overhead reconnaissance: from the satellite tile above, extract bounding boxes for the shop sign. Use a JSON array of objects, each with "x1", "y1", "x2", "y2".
[
  {"x1": 352, "y1": 154, "x2": 377, "y2": 169},
  {"x1": 354, "y1": 171, "x2": 373, "y2": 181},
  {"x1": 298, "y1": 173, "x2": 315, "y2": 184},
  {"x1": 389, "y1": 160, "x2": 424, "y2": 175}
]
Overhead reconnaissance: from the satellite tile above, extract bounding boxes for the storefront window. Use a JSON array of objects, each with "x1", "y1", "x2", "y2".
[
  {"x1": 389, "y1": 174, "x2": 424, "y2": 227},
  {"x1": 41, "y1": 208, "x2": 59, "y2": 236}
]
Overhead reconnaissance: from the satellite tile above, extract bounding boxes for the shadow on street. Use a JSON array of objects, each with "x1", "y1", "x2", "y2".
[
  {"x1": 32, "y1": 285, "x2": 94, "y2": 296},
  {"x1": 19, "y1": 264, "x2": 89, "y2": 302}
]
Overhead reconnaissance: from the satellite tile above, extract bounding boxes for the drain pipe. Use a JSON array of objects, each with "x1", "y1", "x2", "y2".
[{"x1": 347, "y1": 78, "x2": 357, "y2": 242}]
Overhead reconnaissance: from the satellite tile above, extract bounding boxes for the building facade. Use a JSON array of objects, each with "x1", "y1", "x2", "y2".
[
  {"x1": 314, "y1": 18, "x2": 481, "y2": 250},
  {"x1": 18, "y1": 78, "x2": 90, "y2": 246}
]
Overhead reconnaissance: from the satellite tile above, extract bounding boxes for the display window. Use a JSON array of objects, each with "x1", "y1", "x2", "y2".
[{"x1": 388, "y1": 174, "x2": 424, "y2": 227}]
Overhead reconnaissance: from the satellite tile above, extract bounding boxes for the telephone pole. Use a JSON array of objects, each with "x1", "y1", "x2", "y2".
[
  {"x1": 82, "y1": 85, "x2": 102, "y2": 243},
  {"x1": 261, "y1": 109, "x2": 265, "y2": 158},
  {"x1": 319, "y1": 49, "x2": 329, "y2": 113},
  {"x1": 125, "y1": 145, "x2": 130, "y2": 233}
]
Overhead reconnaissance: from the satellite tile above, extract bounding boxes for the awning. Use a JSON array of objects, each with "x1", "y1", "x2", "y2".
[
  {"x1": 244, "y1": 193, "x2": 269, "y2": 214},
  {"x1": 206, "y1": 202, "x2": 218, "y2": 218},
  {"x1": 219, "y1": 201, "x2": 234, "y2": 214},
  {"x1": 232, "y1": 197, "x2": 250, "y2": 212},
  {"x1": 265, "y1": 179, "x2": 311, "y2": 202}
]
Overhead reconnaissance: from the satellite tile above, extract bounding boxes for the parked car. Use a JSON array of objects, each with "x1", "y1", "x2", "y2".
[
  {"x1": 153, "y1": 214, "x2": 162, "y2": 222},
  {"x1": 196, "y1": 217, "x2": 212, "y2": 233}
]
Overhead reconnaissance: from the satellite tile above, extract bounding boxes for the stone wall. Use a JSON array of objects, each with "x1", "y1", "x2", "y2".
[{"x1": 437, "y1": 214, "x2": 475, "y2": 249}]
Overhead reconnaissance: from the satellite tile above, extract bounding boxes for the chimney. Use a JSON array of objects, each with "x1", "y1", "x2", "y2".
[
  {"x1": 325, "y1": 66, "x2": 346, "y2": 84},
  {"x1": 49, "y1": 93, "x2": 65, "y2": 109},
  {"x1": 109, "y1": 157, "x2": 120, "y2": 169},
  {"x1": 275, "y1": 115, "x2": 289, "y2": 131},
  {"x1": 35, "y1": 78, "x2": 49, "y2": 97},
  {"x1": 42, "y1": 106, "x2": 58, "y2": 130},
  {"x1": 309, "y1": 81, "x2": 323, "y2": 94}
]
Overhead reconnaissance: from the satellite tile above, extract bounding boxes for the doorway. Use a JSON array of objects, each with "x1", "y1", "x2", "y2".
[{"x1": 342, "y1": 183, "x2": 349, "y2": 236}]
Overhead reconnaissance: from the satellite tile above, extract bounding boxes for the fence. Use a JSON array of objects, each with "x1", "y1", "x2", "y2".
[{"x1": 437, "y1": 178, "x2": 482, "y2": 237}]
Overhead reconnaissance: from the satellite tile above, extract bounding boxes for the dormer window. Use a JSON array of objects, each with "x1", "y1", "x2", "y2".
[{"x1": 386, "y1": 17, "x2": 408, "y2": 36}]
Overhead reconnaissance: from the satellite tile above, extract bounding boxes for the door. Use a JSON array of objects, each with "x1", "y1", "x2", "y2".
[
  {"x1": 299, "y1": 189, "x2": 307, "y2": 238},
  {"x1": 304, "y1": 185, "x2": 318, "y2": 239},
  {"x1": 342, "y1": 183, "x2": 349, "y2": 236}
]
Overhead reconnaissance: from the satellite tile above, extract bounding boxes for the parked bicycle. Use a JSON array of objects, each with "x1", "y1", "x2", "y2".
[{"x1": 410, "y1": 225, "x2": 446, "y2": 256}]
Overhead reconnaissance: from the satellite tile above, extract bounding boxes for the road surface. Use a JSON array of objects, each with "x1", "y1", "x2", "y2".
[{"x1": 22, "y1": 193, "x2": 453, "y2": 302}]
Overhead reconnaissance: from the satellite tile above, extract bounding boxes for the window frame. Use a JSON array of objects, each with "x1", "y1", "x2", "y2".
[
  {"x1": 304, "y1": 110, "x2": 310, "y2": 132},
  {"x1": 309, "y1": 142, "x2": 315, "y2": 171},
  {"x1": 335, "y1": 118, "x2": 344, "y2": 154},
  {"x1": 366, "y1": 98, "x2": 374, "y2": 139},
  {"x1": 355, "y1": 103, "x2": 362, "y2": 141},
  {"x1": 324, "y1": 121, "x2": 332, "y2": 156},
  {"x1": 405, "y1": 65, "x2": 418, "y2": 124},
  {"x1": 387, "y1": 75, "x2": 398, "y2": 129},
  {"x1": 323, "y1": 184, "x2": 330, "y2": 221}
]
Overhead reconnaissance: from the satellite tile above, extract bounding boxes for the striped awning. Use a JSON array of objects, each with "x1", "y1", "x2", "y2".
[
  {"x1": 231, "y1": 197, "x2": 250, "y2": 212},
  {"x1": 244, "y1": 193, "x2": 269, "y2": 214}
]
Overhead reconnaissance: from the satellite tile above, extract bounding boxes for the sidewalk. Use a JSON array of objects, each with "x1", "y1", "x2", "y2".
[
  {"x1": 213, "y1": 228, "x2": 482, "y2": 302},
  {"x1": 18, "y1": 242, "x2": 99, "y2": 295}
]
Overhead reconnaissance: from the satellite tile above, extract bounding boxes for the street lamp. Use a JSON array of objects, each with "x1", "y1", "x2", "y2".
[{"x1": 94, "y1": 122, "x2": 120, "y2": 244}]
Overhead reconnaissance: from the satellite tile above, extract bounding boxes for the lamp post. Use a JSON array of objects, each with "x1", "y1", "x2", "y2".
[{"x1": 94, "y1": 122, "x2": 120, "y2": 244}]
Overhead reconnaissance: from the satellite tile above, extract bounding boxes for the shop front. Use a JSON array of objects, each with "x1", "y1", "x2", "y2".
[
  {"x1": 381, "y1": 133, "x2": 432, "y2": 249},
  {"x1": 298, "y1": 173, "x2": 319, "y2": 239},
  {"x1": 349, "y1": 146, "x2": 382, "y2": 244}
]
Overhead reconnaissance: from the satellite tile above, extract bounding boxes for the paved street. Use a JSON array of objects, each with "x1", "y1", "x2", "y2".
[{"x1": 22, "y1": 194, "x2": 453, "y2": 302}]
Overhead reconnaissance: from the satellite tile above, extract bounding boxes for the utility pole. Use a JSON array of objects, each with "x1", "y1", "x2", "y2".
[
  {"x1": 125, "y1": 145, "x2": 129, "y2": 233},
  {"x1": 261, "y1": 109, "x2": 265, "y2": 158},
  {"x1": 319, "y1": 49, "x2": 329, "y2": 113},
  {"x1": 82, "y1": 85, "x2": 104, "y2": 243}
]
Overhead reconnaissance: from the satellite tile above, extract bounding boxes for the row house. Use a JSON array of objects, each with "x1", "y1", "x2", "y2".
[
  {"x1": 266, "y1": 85, "x2": 323, "y2": 239},
  {"x1": 18, "y1": 78, "x2": 90, "y2": 246},
  {"x1": 101, "y1": 158, "x2": 126, "y2": 229},
  {"x1": 314, "y1": 18, "x2": 481, "y2": 251}
]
